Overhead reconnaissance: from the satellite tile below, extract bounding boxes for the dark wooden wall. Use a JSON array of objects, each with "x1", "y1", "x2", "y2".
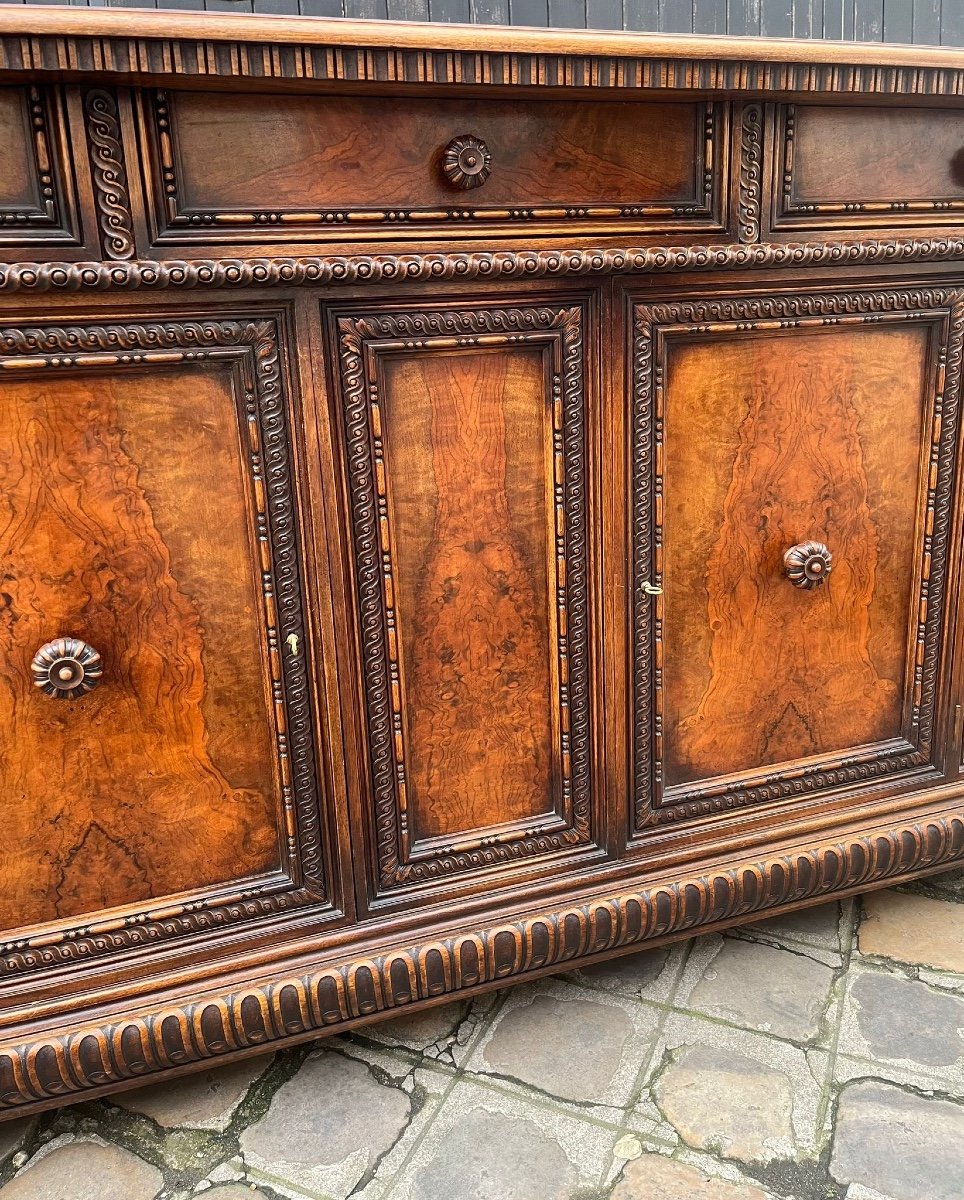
[{"x1": 0, "y1": 1, "x2": 959, "y2": 47}]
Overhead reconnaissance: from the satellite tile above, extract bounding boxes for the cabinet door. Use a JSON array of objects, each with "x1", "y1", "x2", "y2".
[
  {"x1": 630, "y1": 287, "x2": 963, "y2": 837},
  {"x1": 0, "y1": 314, "x2": 334, "y2": 975},
  {"x1": 330, "y1": 299, "x2": 600, "y2": 898}
]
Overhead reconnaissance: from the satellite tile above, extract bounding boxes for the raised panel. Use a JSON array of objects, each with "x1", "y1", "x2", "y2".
[
  {"x1": 333, "y1": 301, "x2": 597, "y2": 893},
  {"x1": 771, "y1": 104, "x2": 964, "y2": 234},
  {"x1": 631, "y1": 289, "x2": 962, "y2": 835},
  {"x1": 141, "y1": 90, "x2": 727, "y2": 246},
  {"x1": 0, "y1": 86, "x2": 82, "y2": 250},
  {"x1": 0, "y1": 315, "x2": 331, "y2": 974}
]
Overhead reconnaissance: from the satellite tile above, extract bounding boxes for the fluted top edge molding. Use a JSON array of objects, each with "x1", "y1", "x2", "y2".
[{"x1": 5, "y1": 7, "x2": 964, "y2": 95}]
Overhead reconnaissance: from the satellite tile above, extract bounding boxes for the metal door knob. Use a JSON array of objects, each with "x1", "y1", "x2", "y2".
[
  {"x1": 783, "y1": 541, "x2": 833, "y2": 589},
  {"x1": 31, "y1": 637, "x2": 103, "y2": 698}
]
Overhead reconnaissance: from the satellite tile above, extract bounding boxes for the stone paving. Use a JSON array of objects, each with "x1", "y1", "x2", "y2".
[{"x1": 1, "y1": 870, "x2": 963, "y2": 1199}]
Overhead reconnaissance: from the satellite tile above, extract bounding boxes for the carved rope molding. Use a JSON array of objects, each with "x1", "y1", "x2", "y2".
[
  {"x1": 5, "y1": 237, "x2": 964, "y2": 294},
  {"x1": 83, "y1": 89, "x2": 135, "y2": 261},
  {"x1": 0, "y1": 318, "x2": 327, "y2": 978},
  {"x1": 738, "y1": 103, "x2": 763, "y2": 245},
  {"x1": 1, "y1": 811, "x2": 961, "y2": 1115}
]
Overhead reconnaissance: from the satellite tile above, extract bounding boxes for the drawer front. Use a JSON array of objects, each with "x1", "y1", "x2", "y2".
[
  {"x1": 0, "y1": 86, "x2": 85, "y2": 253},
  {"x1": 0, "y1": 314, "x2": 331, "y2": 972},
  {"x1": 330, "y1": 299, "x2": 599, "y2": 896},
  {"x1": 630, "y1": 288, "x2": 962, "y2": 835},
  {"x1": 771, "y1": 104, "x2": 964, "y2": 235},
  {"x1": 139, "y1": 90, "x2": 726, "y2": 247}
]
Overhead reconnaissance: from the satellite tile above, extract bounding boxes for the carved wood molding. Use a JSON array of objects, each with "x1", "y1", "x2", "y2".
[
  {"x1": 4, "y1": 235, "x2": 964, "y2": 295},
  {"x1": 1, "y1": 808, "x2": 960, "y2": 1117},
  {"x1": 737, "y1": 103, "x2": 763, "y2": 245},
  {"x1": 335, "y1": 304, "x2": 595, "y2": 889},
  {"x1": 6, "y1": 26, "x2": 964, "y2": 98},
  {"x1": 83, "y1": 89, "x2": 135, "y2": 261},
  {"x1": 631, "y1": 287, "x2": 964, "y2": 834},
  {"x1": 0, "y1": 317, "x2": 329, "y2": 977}
]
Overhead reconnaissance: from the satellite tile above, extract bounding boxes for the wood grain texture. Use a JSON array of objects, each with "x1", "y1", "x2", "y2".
[
  {"x1": 147, "y1": 91, "x2": 718, "y2": 241},
  {"x1": 0, "y1": 9, "x2": 963, "y2": 1130},
  {"x1": 335, "y1": 303, "x2": 594, "y2": 888},
  {"x1": 662, "y1": 325, "x2": 927, "y2": 785},
  {"x1": 772, "y1": 104, "x2": 964, "y2": 234},
  {"x1": 631, "y1": 289, "x2": 964, "y2": 832},
  {"x1": 0, "y1": 364, "x2": 281, "y2": 930},
  {"x1": 790, "y1": 106, "x2": 964, "y2": 207},
  {"x1": 0, "y1": 88, "x2": 39, "y2": 213},
  {"x1": 382, "y1": 348, "x2": 554, "y2": 839},
  {"x1": 5, "y1": 8, "x2": 964, "y2": 66}
]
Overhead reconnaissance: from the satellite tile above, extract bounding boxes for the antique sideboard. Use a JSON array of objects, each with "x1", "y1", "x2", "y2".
[{"x1": 1, "y1": 7, "x2": 963, "y2": 1119}]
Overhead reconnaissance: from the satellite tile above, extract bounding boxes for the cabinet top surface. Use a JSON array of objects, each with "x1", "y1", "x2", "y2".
[{"x1": 7, "y1": 5, "x2": 964, "y2": 78}]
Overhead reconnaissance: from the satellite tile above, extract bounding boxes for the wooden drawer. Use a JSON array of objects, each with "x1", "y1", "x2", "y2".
[
  {"x1": 137, "y1": 90, "x2": 728, "y2": 249},
  {"x1": 629, "y1": 286, "x2": 961, "y2": 839},
  {"x1": 770, "y1": 103, "x2": 964, "y2": 236},
  {"x1": 0, "y1": 311, "x2": 339, "y2": 973},
  {"x1": 0, "y1": 85, "x2": 91, "y2": 256}
]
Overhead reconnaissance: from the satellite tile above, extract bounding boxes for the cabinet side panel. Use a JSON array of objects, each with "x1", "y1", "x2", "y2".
[
  {"x1": 380, "y1": 347, "x2": 555, "y2": 840},
  {"x1": 662, "y1": 325, "x2": 928, "y2": 786}
]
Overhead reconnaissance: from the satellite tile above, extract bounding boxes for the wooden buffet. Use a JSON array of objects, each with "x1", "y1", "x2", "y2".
[{"x1": 0, "y1": 6, "x2": 963, "y2": 1118}]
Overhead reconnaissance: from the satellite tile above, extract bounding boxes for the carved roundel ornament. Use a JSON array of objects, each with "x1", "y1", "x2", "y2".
[
  {"x1": 441, "y1": 134, "x2": 492, "y2": 190},
  {"x1": 783, "y1": 540, "x2": 833, "y2": 590},
  {"x1": 31, "y1": 637, "x2": 103, "y2": 699}
]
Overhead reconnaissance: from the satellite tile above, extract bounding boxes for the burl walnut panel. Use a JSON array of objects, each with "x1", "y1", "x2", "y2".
[
  {"x1": 631, "y1": 290, "x2": 962, "y2": 832},
  {"x1": 381, "y1": 348, "x2": 554, "y2": 841},
  {"x1": 0, "y1": 363, "x2": 282, "y2": 929},
  {"x1": 143, "y1": 90, "x2": 721, "y2": 244},
  {"x1": 773, "y1": 104, "x2": 964, "y2": 233},
  {"x1": 333, "y1": 302, "x2": 595, "y2": 891},
  {"x1": 663, "y1": 326, "x2": 926, "y2": 783}
]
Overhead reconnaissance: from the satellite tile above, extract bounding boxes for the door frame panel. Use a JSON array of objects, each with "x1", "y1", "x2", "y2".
[
  {"x1": 0, "y1": 310, "x2": 338, "y2": 976},
  {"x1": 630, "y1": 287, "x2": 964, "y2": 838}
]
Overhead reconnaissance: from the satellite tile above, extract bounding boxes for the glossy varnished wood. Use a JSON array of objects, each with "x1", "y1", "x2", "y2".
[
  {"x1": 630, "y1": 289, "x2": 963, "y2": 833},
  {"x1": 0, "y1": 10, "x2": 960, "y2": 1124},
  {"x1": 383, "y1": 348, "x2": 554, "y2": 839},
  {"x1": 140, "y1": 91, "x2": 721, "y2": 245},
  {"x1": 0, "y1": 365, "x2": 281, "y2": 927},
  {"x1": 0, "y1": 89, "x2": 41, "y2": 213},
  {"x1": 330, "y1": 301, "x2": 596, "y2": 893},
  {"x1": 772, "y1": 104, "x2": 964, "y2": 236},
  {"x1": 662, "y1": 324, "x2": 928, "y2": 784}
]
